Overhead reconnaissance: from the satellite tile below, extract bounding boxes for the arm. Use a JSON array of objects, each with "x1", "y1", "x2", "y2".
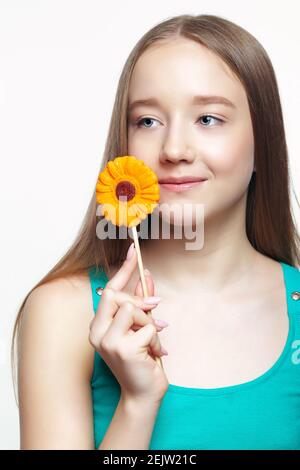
[
  {"x1": 18, "y1": 276, "x2": 96, "y2": 449},
  {"x1": 98, "y1": 396, "x2": 160, "y2": 450}
]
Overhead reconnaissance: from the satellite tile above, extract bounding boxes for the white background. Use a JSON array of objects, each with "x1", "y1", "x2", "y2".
[{"x1": 0, "y1": 0, "x2": 299, "y2": 449}]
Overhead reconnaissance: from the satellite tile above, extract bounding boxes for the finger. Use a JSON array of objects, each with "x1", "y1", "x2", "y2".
[
  {"x1": 101, "y1": 302, "x2": 157, "y2": 344},
  {"x1": 134, "y1": 268, "x2": 154, "y2": 298},
  {"x1": 105, "y1": 242, "x2": 137, "y2": 291},
  {"x1": 132, "y1": 323, "x2": 166, "y2": 358},
  {"x1": 91, "y1": 288, "x2": 160, "y2": 343},
  {"x1": 131, "y1": 318, "x2": 165, "y2": 332},
  {"x1": 133, "y1": 269, "x2": 161, "y2": 337}
]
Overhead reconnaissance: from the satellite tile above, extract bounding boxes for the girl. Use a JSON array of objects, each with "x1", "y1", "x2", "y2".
[{"x1": 12, "y1": 14, "x2": 300, "y2": 450}]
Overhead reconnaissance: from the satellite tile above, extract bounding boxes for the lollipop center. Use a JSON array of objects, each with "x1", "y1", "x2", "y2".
[{"x1": 116, "y1": 180, "x2": 136, "y2": 201}]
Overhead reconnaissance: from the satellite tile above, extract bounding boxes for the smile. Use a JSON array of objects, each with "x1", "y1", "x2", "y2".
[{"x1": 159, "y1": 181, "x2": 207, "y2": 192}]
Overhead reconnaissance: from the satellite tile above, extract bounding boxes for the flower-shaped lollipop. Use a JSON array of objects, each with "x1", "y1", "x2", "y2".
[
  {"x1": 96, "y1": 155, "x2": 160, "y2": 227},
  {"x1": 96, "y1": 155, "x2": 163, "y2": 366}
]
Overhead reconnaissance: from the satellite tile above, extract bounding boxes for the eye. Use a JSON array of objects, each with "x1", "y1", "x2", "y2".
[
  {"x1": 198, "y1": 115, "x2": 224, "y2": 126},
  {"x1": 134, "y1": 114, "x2": 224, "y2": 129},
  {"x1": 135, "y1": 117, "x2": 159, "y2": 129}
]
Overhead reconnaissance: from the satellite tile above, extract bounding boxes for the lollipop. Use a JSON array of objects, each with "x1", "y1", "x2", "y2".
[{"x1": 96, "y1": 155, "x2": 163, "y2": 367}]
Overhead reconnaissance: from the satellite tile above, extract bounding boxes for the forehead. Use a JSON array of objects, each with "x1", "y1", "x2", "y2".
[{"x1": 129, "y1": 38, "x2": 246, "y2": 106}]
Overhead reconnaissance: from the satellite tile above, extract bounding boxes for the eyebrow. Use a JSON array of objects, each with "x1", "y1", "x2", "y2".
[{"x1": 128, "y1": 95, "x2": 236, "y2": 113}]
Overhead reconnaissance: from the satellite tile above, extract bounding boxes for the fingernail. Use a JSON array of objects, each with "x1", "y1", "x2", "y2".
[
  {"x1": 160, "y1": 346, "x2": 168, "y2": 356},
  {"x1": 144, "y1": 268, "x2": 151, "y2": 276},
  {"x1": 153, "y1": 318, "x2": 169, "y2": 327},
  {"x1": 126, "y1": 242, "x2": 135, "y2": 260},
  {"x1": 143, "y1": 296, "x2": 162, "y2": 304}
]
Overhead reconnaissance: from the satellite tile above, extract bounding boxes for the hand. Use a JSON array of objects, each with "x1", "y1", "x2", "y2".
[{"x1": 89, "y1": 243, "x2": 169, "y2": 405}]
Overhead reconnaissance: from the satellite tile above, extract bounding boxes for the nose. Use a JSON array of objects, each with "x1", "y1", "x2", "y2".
[{"x1": 159, "y1": 128, "x2": 196, "y2": 165}]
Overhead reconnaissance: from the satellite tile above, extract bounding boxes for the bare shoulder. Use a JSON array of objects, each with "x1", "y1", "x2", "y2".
[
  {"x1": 20, "y1": 271, "x2": 96, "y2": 379},
  {"x1": 18, "y1": 271, "x2": 96, "y2": 449},
  {"x1": 20, "y1": 271, "x2": 95, "y2": 379}
]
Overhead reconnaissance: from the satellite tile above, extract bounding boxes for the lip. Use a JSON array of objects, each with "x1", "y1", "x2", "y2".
[
  {"x1": 159, "y1": 180, "x2": 207, "y2": 192},
  {"x1": 158, "y1": 176, "x2": 207, "y2": 184}
]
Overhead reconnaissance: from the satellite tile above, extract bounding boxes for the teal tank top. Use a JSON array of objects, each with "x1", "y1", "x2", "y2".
[{"x1": 88, "y1": 261, "x2": 300, "y2": 450}]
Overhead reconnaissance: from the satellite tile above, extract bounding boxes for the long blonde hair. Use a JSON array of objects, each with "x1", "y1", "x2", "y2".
[{"x1": 11, "y1": 13, "x2": 300, "y2": 404}]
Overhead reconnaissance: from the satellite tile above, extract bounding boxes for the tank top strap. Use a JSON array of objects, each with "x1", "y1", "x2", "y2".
[
  {"x1": 88, "y1": 266, "x2": 109, "y2": 315},
  {"x1": 281, "y1": 261, "x2": 300, "y2": 337}
]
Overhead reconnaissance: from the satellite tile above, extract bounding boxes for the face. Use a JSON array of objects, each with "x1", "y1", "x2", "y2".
[{"x1": 127, "y1": 37, "x2": 255, "y2": 229}]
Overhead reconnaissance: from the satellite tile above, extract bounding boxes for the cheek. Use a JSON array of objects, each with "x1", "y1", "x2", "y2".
[
  {"x1": 127, "y1": 128, "x2": 160, "y2": 163},
  {"x1": 208, "y1": 129, "x2": 254, "y2": 188}
]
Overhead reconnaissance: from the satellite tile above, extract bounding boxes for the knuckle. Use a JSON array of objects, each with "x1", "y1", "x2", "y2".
[
  {"x1": 147, "y1": 323, "x2": 156, "y2": 335},
  {"x1": 99, "y1": 336, "x2": 111, "y2": 352},
  {"x1": 89, "y1": 330, "x2": 99, "y2": 348},
  {"x1": 100, "y1": 335, "x2": 120, "y2": 355},
  {"x1": 122, "y1": 301, "x2": 135, "y2": 313},
  {"x1": 101, "y1": 286, "x2": 115, "y2": 300}
]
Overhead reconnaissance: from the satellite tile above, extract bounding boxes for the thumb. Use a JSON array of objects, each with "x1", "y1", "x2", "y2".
[
  {"x1": 105, "y1": 241, "x2": 137, "y2": 291},
  {"x1": 134, "y1": 269, "x2": 154, "y2": 298}
]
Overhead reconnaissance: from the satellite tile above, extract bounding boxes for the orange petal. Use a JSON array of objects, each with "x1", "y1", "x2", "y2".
[
  {"x1": 139, "y1": 194, "x2": 160, "y2": 203},
  {"x1": 107, "y1": 160, "x2": 123, "y2": 179},
  {"x1": 98, "y1": 170, "x2": 114, "y2": 185},
  {"x1": 96, "y1": 193, "x2": 114, "y2": 205},
  {"x1": 139, "y1": 174, "x2": 158, "y2": 189},
  {"x1": 96, "y1": 183, "x2": 113, "y2": 193},
  {"x1": 141, "y1": 183, "x2": 159, "y2": 192},
  {"x1": 125, "y1": 156, "x2": 143, "y2": 175},
  {"x1": 140, "y1": 200, "x2": 158, "y2": 213},
  {"x1": 101, "y1": 203, "x2": 117, "y2": 225}
]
